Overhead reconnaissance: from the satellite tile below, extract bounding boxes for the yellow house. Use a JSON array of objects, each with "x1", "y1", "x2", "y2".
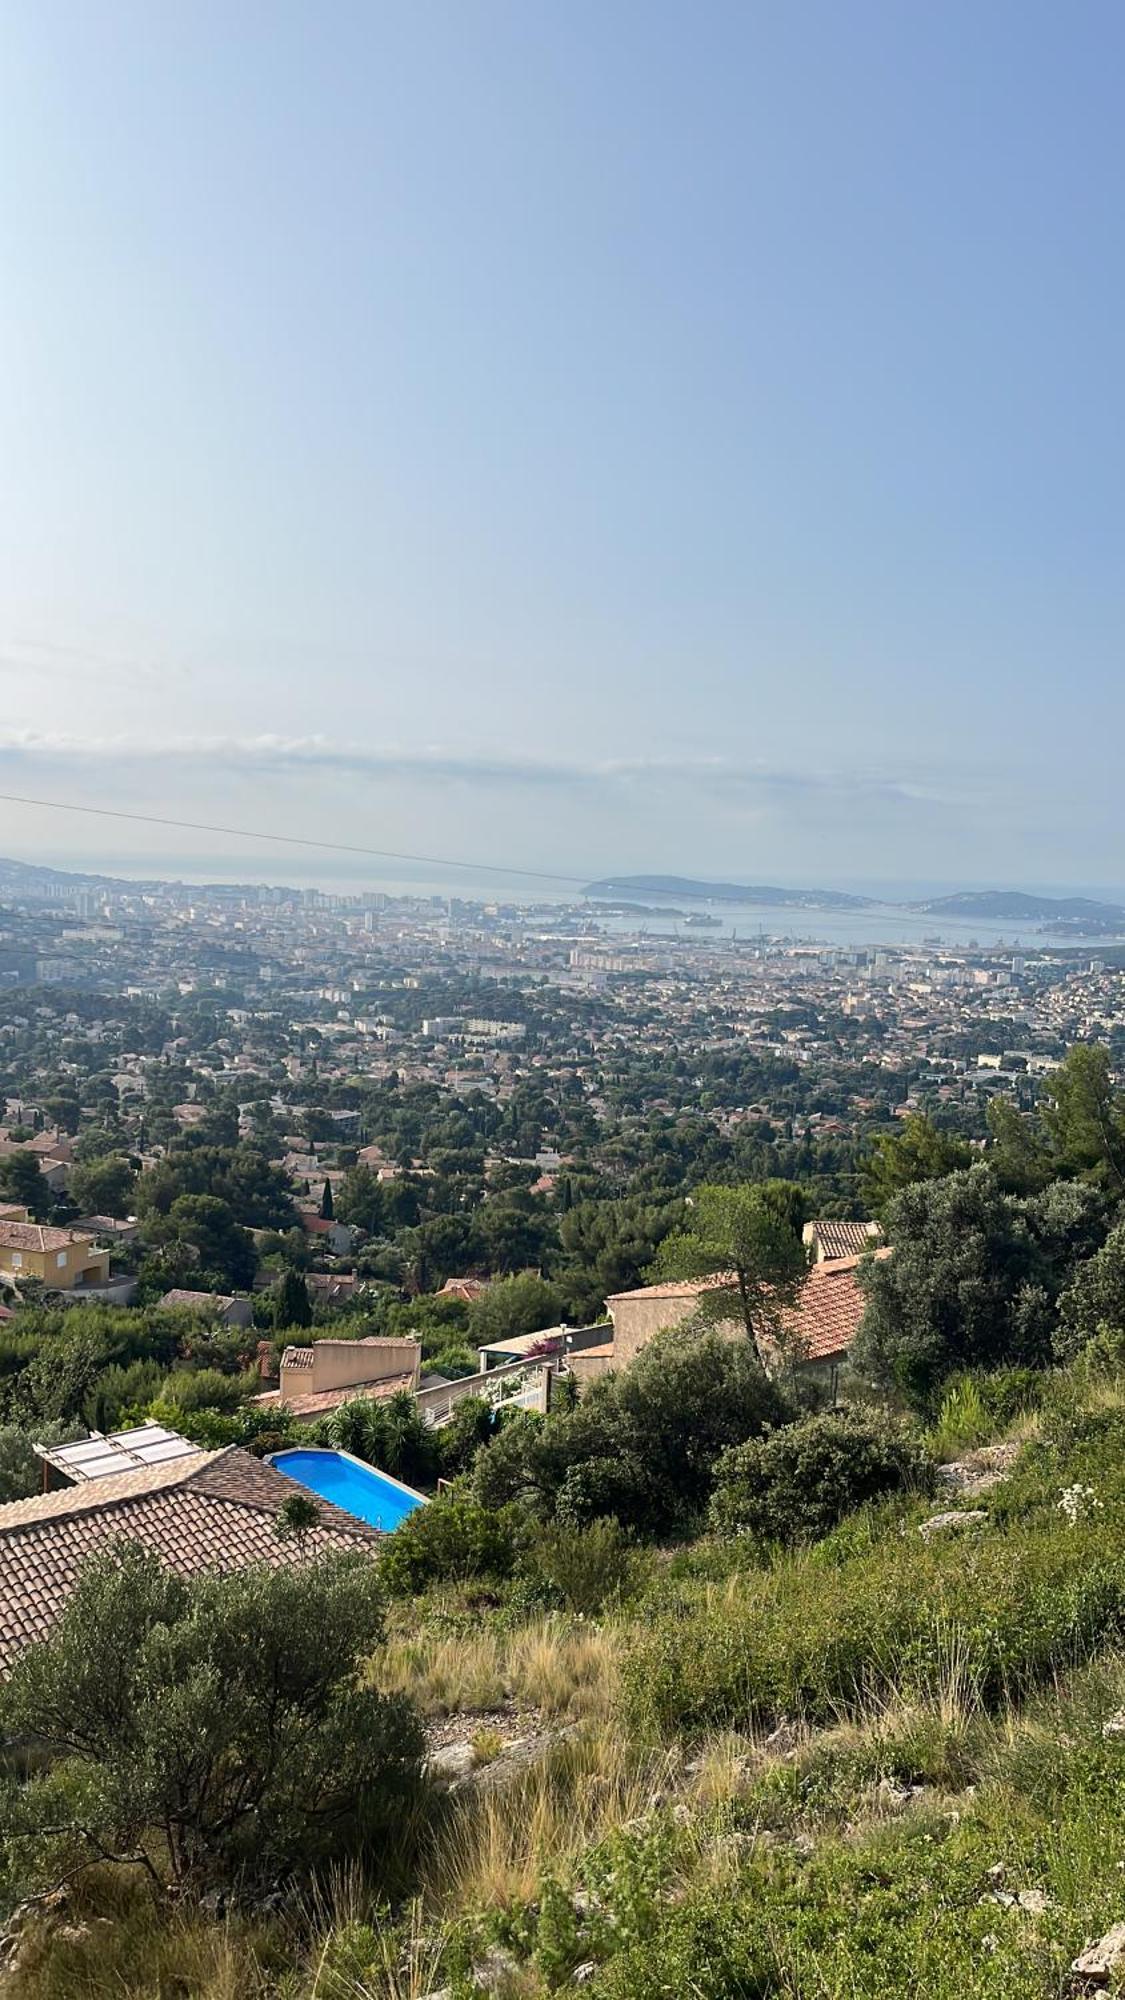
[{"x1": 0, "y1": 1222, "x2": 111, "y2": 1290}]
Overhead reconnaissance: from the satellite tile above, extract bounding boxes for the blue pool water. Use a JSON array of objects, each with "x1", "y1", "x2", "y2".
[{"x1": 270, "y1": 1448, "x2": 426, "y2": 1532}]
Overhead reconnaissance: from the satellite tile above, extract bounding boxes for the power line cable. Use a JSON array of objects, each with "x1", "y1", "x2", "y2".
[{"x1": 0, "y1": 789, "x2": 593, "y2": 888}]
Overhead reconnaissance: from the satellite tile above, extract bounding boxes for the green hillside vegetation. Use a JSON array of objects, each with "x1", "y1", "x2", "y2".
[
  {"x1": 11, "y1": 1054, "x2": 1125, "y2": 1992},
  {"x1": 9, "y1": 1330, "x2": 1125, "y2": 1994}
]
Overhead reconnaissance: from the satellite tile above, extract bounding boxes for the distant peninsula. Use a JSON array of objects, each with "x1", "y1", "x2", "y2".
[
  {"x1": 584, "y1": 876, "x2": 1125, "y2": 931},
  {"x1": 583, "y1": 875, "x2": 874, "y2": 910},
  {"x1": 909, "y1": 890, "x2": 1125, "y2": 924}
]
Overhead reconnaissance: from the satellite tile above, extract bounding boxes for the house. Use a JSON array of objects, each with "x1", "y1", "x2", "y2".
[
  {"x1": 75, "y1": 1213, "x2": 142, "y2": 1246},
  {"x1": 438, "y1": 1276, "x2": 490, "y2": 1303},
  {"x1": 597, "y1": 1252, "x2": 890, "y2": 1383},
  {"x1": 0, "y1": 1442, "x2": 378, "y2": 1675},
  {"x1": 304, "y1": 1271, "x2": 367, "y2": 1308},
  {"x1": 253, "y1": 1336, "x2": 421, "y2": 1419},
  {"x1": 477, "y1": 1322, "x2": 608, "y2": 1372},
  {"x1": 0, "y1": 1221, "x2": 111, "y2": 1292},
  {"x1": 158, "y1": 1289, "x2": 255, "y2": 1328},
  {"x1": 297, "y1": 1213, "x2": 354, "y2": 1256},
  {"x1": 802, "y1": 1218, "x2": 882, "y2": 1263}
]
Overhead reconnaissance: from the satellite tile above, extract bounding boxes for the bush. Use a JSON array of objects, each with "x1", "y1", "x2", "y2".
[
  {"x1": 519, "y1": 1516, "x2": 649, "y2": 1614},
  {"x1": 0, "y1": 1545, "x2": 424, "y2": 1899},
  {"x1": 709, "y1": 1408, "x2": 933, "y2": 1545},
  {"x1": 471, "y1": 1328, "x2": 791, "y2": 1536},
  {"x1": 157, "y1": 1366, "x2": 248, "y2": 1415},
  {"x1": 1057, "y1": 1219, "x2": 1125, "y2": 1359},
  {"x1": 377, "y1": 1491, "x2": 519, "y2": 1597},
  {"x1": 437, "y1": 1395, "x2": 495, "y2": 1478},
  {"x1": 928, "y1": 1365, "x2": 1046, "y2": 1457},
  {"x1": 0, "y1": 1419, "x2": 77, "y2": 1503},
  {"x1": 320, "y1": 1389, "x2": 439, "y2": 1489}
]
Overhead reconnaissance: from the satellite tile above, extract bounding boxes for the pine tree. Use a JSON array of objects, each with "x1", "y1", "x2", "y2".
[{"x1": 275, "y1": 1269, "x2": 312, "y2": 1331}]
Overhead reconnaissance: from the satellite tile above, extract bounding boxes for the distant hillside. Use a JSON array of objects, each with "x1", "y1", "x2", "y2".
[
  {"x1": 0, "y1": 856, "x2": 131, "y2": 894},
  {"x1": 584, "y1": 875, "x2": 875, "y2": 909},
  {"x1": 912, "y1": 889, "x2": 1125, "y2": 924}
]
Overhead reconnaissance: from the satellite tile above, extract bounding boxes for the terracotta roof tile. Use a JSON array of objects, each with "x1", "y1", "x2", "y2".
[
  {"x1": 607, "y1": 1251, "x2": 889, "y2": 1366},
  {"x1": 252, "y1": 1372, "x2": 416, "y2": 1418},
  {"x1": 0, "y1": 1222, "x2": 95, "y2": 1253},
  {"x1": 805, "y1": 1219, "x2": 883, "y2": 1262},
  {"x1": 0, "y1": 1447, "x2": 378, "y2": 1674},
  {"x1": 776, "y1": 1252, "x2": 887, "y2": 1362}
]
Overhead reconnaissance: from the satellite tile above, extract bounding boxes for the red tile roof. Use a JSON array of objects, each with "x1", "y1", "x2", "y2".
[
  {"x1": 0, "y1": 1222, "x2": 95, "y2": 1253},
  {"x1": 804, "y1": 1219, "x2": 883, "y2": 1262},
  {"x1": 777, "y1": 1252, "x2": 888, "y2": 1362},
  {"x1": 608, "y1": 1252, "x2": 889, "y2": 1366},
  {"x1": 0, "y1": 1446, "x2": 377, "y2": 1673},
  {"x1": 252, "y1": 1372, "x2": 416, "y2": 1419}
]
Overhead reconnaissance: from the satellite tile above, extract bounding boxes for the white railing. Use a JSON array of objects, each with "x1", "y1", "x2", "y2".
[{"x1": 416, "y1": 1356, "x2": 553, "y2": 1428}]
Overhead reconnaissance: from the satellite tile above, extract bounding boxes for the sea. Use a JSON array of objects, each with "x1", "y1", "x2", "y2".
[{"x1": 24, "y1": 847, "x2": 1125, "y2": 953}]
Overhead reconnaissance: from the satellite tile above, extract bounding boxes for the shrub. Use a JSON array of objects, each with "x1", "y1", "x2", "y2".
[
  {"x1": 0, "y1": 1419, "x2": 77, "y2": 1503},
  {"x1": 0, "y1": 1545, "x2": 424, "y2": 1899},
  {"x1": 320, "y1": 1389, "x2": 439, "y2": 1488},
  {"x1": 157, "y1": 1366, "x2": 247, "y2": 1415},
  {"x1": 928, "y1": 1365, "x2": 1046, "y2": 1457},
  {"x1": 709, "y1": 1408, "x2": 933, "y2": 1546},
  {"x1": 1057, "y1": 1219, "x2": 1125, "y2": 1359},
  {"x1": 377, "y1": 1491, "x2": 519, "y2": 1597},
  {"x1": 518, "y1": 1516, "x2": 649, "y2": 1614},
  {"x1": 437, "y1": 1395, "x2": 495, "y2": 1479},
  {"x1": 471, "y1": 1328, "x2": 791, "y2": 1536}
]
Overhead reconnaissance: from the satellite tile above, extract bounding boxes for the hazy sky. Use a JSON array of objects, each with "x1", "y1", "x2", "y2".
[{"x1": 2, "y1": 1, "x2": 1124, "y2": 891}]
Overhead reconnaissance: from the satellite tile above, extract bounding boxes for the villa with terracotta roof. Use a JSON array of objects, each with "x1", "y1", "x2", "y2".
[
  {"x1": 588, "y1": 1250, "x2": 890, "y2": 1386},
  {"x1": 253, "y1": 1335, "x2": 421, "y2": 1418},
  {"x1": 0, "y1": 1443, "x2": 377, "y2": 1675},
  {"x1": 0, "y1": 1220, "x2": 110, "y2": 1291}
]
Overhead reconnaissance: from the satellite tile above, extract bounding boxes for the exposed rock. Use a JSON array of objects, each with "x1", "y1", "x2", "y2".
[
  {"x1": 573, "y1": 1966, "x2": 597, "y2": 1986},
  {"x1": 471, "y1": 1942, "x2": 522, "y2": 1991},
  {"x1": 1103, "y1": 1710, "x2": 1125, "y2": 1739},
  {"x1": 764, "y1": 1718, "x2": 799, "y2": 1757},
  {"x1": 470, "y1": 1722, "x2": 582, "y2": 1793},
  {"x1": 935, "y1": 1442, "x2": 1021, "y2": 1499},
  {"x1": 918, "y1": 1509, "x2": 987, "y2": 1541},
  {"x1": 426, "y1": 1740, "x2": 477, "y2": 1784},
  {"x1": 1071, "y1": 1921, "x2": 1125, "y2": 1984},
  {"x1": 1018, "y1": 1889, "x2": 1051, "y2": 1914},
  {"x1": 877, "y1": 1776, "x2": 916, "y2": 1809}
]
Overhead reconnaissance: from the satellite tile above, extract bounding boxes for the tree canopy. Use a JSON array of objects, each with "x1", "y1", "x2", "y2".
[
  {"x1": 653, "y1": 1181, "x2": 809, "y2": 1366},
  {"x1": 0, "y1": 1546, "x2": 423, "y2": 1899}
]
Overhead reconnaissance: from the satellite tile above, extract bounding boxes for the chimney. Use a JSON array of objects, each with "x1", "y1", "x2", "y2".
[{"x1": 257, "y1": 1340, "x2": 278, "y2": 1385}]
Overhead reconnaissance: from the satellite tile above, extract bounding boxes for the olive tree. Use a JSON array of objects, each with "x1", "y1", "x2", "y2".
[{"x1": 0, "y1": 1544, "x2": 423, "y2": 1900}]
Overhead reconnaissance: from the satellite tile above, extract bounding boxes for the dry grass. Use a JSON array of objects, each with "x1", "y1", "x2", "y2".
[
  {"x1": 6, "y1": 1870, "x2": 280, "y2": 2000},
  {"x1": 422, "y1": 1722, "x2": 676, "y2": 1914},
  {"x1": 301, "y1": 1879, "x2": 453, "y2": 2000},
  {"x1": 373, "y1": 1614, "x2": 619, "y2": 1722}
]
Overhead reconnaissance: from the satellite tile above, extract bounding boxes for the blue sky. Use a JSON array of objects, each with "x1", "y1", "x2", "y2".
[{"x1": 1, "y1": 1, "x2": 1123, "y2": 891}]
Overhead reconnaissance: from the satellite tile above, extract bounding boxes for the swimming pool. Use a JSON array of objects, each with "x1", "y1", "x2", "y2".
[{"x1": 269, "y1": 1446, "x2": 427, "y2": 1532}]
